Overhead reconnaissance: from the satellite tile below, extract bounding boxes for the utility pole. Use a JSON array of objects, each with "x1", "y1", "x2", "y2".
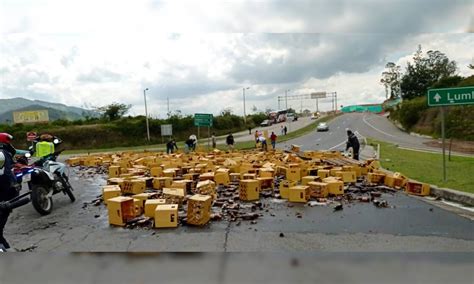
[
  {"x1": 167, "y1": 97, "x2": 170, "y2": 118},
  {"x1": 143, "y1": 88, "x2": 150, "y2": 142},
  {"x1": 243, "y1": 87, "x2": 250, "y2": 124},
  {"x1": 285, "y1": 89, "x2": 290, "y2": 110}
]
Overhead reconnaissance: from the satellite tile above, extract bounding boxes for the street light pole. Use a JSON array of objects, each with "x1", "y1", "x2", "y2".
[
  {"x1": 143, "y1": 88, "x2": 150, "y2": 142},
  {"x1": 243, "y1": 87, "x2": 250, "y2": 124}
]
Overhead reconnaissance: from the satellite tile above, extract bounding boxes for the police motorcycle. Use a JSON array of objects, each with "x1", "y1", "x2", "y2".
[{"x1": 18, "y1": 136, "x2": 76, "y2": 215}]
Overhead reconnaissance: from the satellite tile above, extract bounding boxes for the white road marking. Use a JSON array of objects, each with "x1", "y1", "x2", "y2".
[
  {"x1": 354, "y1": 131, "x2": 367, "y2": 145},
  {"x1": 329, "y1": 131, "x2": 365, "y2": 151},
  {"x1": 329, "y1": 140, "x2": 346, "y2": 150},
  {"x1": 362, "y1": 114, "x2": 395, "y2": 138}
]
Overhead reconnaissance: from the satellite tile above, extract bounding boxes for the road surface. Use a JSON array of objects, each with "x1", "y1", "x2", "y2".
[
  {"x1": 3, "y1": 113, "x2": 474, "y2": 253},
  {"x1": 279, "y1": 112, "x2": 471, "y2": 156}
]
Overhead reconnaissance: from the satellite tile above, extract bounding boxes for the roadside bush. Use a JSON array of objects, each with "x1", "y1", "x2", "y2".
[{"x1": 393, "y1": 96, "x2": 428, "y2": 130}]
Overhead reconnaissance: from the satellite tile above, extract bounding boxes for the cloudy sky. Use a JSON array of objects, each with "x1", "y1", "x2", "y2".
[{"x1": 1, "y1": 0, "x2": 473, "y2": 117}]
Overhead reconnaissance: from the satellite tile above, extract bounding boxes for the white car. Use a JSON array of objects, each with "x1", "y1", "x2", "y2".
[
  {"x1": 316, "y1": 122, "x2": 329, "y2": 132},
  {"x1": 260, "y1": 119, "x2": 272, "y2": 127}
]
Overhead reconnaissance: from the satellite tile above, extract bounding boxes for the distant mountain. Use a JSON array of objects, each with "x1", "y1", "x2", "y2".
[{"x1": 0, "y1": 97, "x2": 98, "y2": 123}]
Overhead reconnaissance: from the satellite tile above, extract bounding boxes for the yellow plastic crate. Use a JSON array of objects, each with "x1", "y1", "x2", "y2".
[
  {"x1": 406, "y1": 181, "x2": 430, "y2": 196},
  {"x1": 107, "y1": 196, "x2": 135, "y2": 226},
  {"x1": 257, "y1": 177, "x2": 274, "y2": 189},
  {"x1": 367, "y1": 172, "x2": 386, "y2": 185},
  {"x1": 318, "y1": 169, "x2": 330, "y2": 179},
  {"x1": 122, "y1": 179, "x2": 146, "y2": 195},
  {"x1": 301, "y1": 176, "x2": 320, "y2": 185},
  {"x1": 154, "y1": 204, "x2": 178, "y2": 228},
  {"x1": 150, "y1": 167, "x2": 163, "y2": 177},
  {"x1": 279, "y1": 180, "x2": 297, "y2": 199},
  {"x1": 308, "y1": 181, "x2": 329, "y2": 198},
  {"x1": 322, "y1": 178, "x2": 344, "y2": 196},
  {"x1": 152, "y1": 177, "x2": 173, "y2": 190},
  {"x1": 162, "y1": 188, "x2": 185, "y2": 205},
  {"x1": 289, "y1": 185, "x2": 310, "y2": 203},
  {"x1": 144, "y1": 199, "x2": 167, "y2": 217},
  {"x1": 187, "y1": 194, "x2": 212, "y2": 226},
  {"x1": 335, "y1": 171, "x2": 357, "y2": 184},
  {"x1": 102, "y1": 185, "x2": 122, "y2": 205},
  {"x1": 108, "y1": 166, "x2": 121, "y2": 178},
  {"x1": 214, "y1": 172, "x2": 230, "y2": 186},
  {"x1": 285, "y1": 167, "x2": 301, "y2": 182},
  {"x1": 239, "y1": 179, "x2": 260, "y2": 201}
]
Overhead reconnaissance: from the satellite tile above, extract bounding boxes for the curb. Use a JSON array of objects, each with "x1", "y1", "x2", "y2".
[{"x1": 429, "y1": 185, "x2": 474, "y2": 207}]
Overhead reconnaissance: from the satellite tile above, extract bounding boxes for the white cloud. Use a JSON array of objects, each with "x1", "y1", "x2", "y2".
[{"x1": 0, "y1": 0, "x2": 472, "y2": 117}]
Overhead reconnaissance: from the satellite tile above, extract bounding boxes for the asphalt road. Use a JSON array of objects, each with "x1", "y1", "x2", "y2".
[
  {"x1": 280, "y1": 112, "x2": 436, "y2": 152},
  {"x1": 5, "y1": 167, "x2": 474, "y2": 252},
  {"x1": 3, "y1": 113, "x2": 474, "y2": 253}
]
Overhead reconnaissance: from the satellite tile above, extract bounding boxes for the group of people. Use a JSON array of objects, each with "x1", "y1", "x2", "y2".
[
  {"x1": 253, "y1": 130, "x2": 278, "y2": 151},
  {"x1": 165, "y1": 134, "x2": 198, "y2": 154}
]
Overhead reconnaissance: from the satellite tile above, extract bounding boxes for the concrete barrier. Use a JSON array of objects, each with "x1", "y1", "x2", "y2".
[{"x1": 430, "y1": 186, "x2": 474, "y2": 207}]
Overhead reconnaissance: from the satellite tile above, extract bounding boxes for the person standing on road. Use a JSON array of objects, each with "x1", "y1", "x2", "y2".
[
  {"x1": 280, "y1": 125, "x2": 284, "y2": 135},
  {"x1": 346, "y1": 129, "x2": 360, "y2": 160},
  {"x1": 185, "y1": 138, "x2": 194, "y2": 153},
  {"x1": 226, "y1": 133, "x2": 235, "y2": 150},
  {"x1": 166, "y1": 138, "x2": 178, "y2": 154},
  {"x1": 0, "y1": 133, "x2": 19, "y2": 251},
  {"x1": 284, "y1": 126, "x2": 288, "y2": 135},
  {"x1": 270, "y1": 132, "x2": 277, "y2": 150},
  {"x1": 257, "y1": 135, "x2": 268, "y2": 151},
  {"x1": 211, "y1": 132, "x2": 217, "y2": 149},
  {"x1": 189, "y1": 134, "x2": 197, "y2": 151},
  {"x1": 248, "y1": 127, "x2": 252, "y2": 135}
]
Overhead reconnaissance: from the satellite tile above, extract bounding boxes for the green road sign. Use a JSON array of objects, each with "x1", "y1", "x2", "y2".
[
  {"x1": 194, "y1": 113, "x2": 213, "y2": 127},
  {"x1": 427, "y1": 86, "x2": 474, "y2": 107}
]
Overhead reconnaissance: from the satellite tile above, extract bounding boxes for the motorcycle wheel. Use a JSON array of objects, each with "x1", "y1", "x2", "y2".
[
  {"x1": 31, "y1": 185, "x2": 53, "y2": 215},
  {"x1": 62, "y1": 178, "x2": 76, "y2": 202}
]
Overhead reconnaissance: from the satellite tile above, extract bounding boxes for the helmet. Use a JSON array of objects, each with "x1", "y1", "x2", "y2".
[
  {"x1": 0, "y1": 133, "x2": 13, "y2": 144},
  {"x1": 39, "y1": 133, "x2": 54, "y2": 142}
]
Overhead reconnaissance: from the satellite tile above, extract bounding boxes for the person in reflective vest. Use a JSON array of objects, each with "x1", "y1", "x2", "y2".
[{"x1": 35, "y1": 141, "x2": 55, "y2": 158}]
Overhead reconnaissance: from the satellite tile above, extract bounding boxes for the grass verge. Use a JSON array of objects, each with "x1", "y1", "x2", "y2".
[{"x1": 368, "y1": 139, "x2": 474, "y2": 194}]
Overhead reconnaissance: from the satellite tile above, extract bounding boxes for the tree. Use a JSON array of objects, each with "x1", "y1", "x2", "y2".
[
  {"x1": 469, "y1": 63, "x2": 474, "y2": 70},
  {"x1": 97, "y1": 103, "x2": 131, "y2": 120},
  {"x1": 400, "y1": 45, "x2": 457, "y2": 100},
  {"x1": 220, "y1": 108, "x2": 233, "y2": 116},
  {"x1": 380, "y1": 62, "x2": 401, "y2": 99}
]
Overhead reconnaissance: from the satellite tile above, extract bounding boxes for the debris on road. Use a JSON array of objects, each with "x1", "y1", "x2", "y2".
[
  {"x1": 333, "y1": 204, "x2": 344, "y2": 211},
  {"x1": 67, "y1": 148, "x2": 419, "y2": 230},
  {"x1": 373, "y1": 199, "x2": 389, "y2": 208}
]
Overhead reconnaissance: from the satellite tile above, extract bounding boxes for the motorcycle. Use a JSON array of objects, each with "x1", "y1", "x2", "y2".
[{"x1": 14, "y1": 137, "x2": 75, "y2": 215}]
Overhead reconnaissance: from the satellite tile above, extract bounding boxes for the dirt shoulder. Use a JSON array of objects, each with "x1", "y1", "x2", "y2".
[{"x1": 423, "y1": 139, "x2": 474, "y2": 155}]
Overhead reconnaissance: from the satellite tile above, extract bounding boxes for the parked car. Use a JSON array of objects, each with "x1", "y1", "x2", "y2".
[
  {"x1": 316, "y1": 122, "x2": 329, "y2": 132},
  {"x1": 310, "y1": 113, "x2": 319, "y2": 120},
  {"x1": 260, "y1": 119, "x2": 272, "y2": 127}
]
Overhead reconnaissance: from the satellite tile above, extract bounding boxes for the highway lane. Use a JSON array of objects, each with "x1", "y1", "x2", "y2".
[{"x1": 278, "y1": 112, "x2": 461, "y2": 155}]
